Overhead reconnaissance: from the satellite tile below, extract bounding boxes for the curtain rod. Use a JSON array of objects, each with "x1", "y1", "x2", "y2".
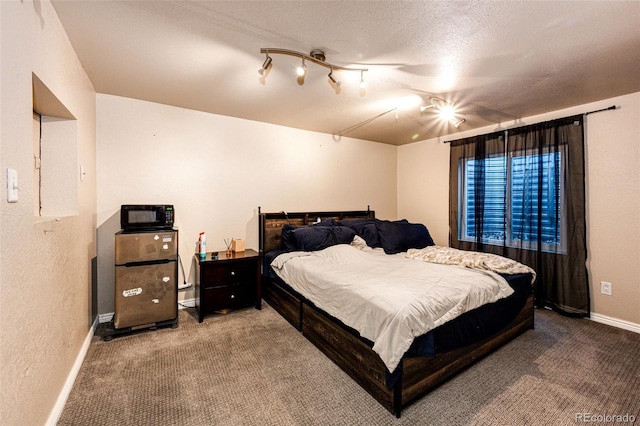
[
  {"x1": 584, "y1": 105, "x2": 617, "y2": 115},
  {"x1": 443, "y1": 105, "x2": 617, "y2": 143}
]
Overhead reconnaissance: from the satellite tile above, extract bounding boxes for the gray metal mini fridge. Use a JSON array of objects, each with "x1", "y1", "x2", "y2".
[{"x1": 113, "y1": 229, "x2": 178, "y2": 330}]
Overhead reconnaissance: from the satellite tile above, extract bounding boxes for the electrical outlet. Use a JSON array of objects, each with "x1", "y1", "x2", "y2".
[{"x1": 600, "y1": 281, "x2": 612, "y2": 296}]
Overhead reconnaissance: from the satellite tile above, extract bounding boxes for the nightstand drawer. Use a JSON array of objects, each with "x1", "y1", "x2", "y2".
[
  {"x1": 202, "y1": 285, "x2": 247, "y2": 312},
  {"x1": 201, "y1": 263, "x2": 252, "y2": 288}
]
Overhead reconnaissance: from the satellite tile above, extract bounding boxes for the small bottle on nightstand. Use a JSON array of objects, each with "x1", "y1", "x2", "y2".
[{"x1": 199, "y1": 232, "x2": 206, "y2": 259}]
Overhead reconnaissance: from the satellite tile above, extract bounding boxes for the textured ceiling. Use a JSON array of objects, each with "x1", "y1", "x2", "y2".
[{"x1": 51, "y1": 1, "x2": 640, "y2": 145}]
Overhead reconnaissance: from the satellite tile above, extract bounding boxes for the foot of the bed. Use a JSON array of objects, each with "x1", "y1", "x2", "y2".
[{"x1": 393, "y1": 376, "x2": 402, "y2": 418}]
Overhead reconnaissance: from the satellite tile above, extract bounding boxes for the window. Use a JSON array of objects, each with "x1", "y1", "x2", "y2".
[
  {"x1": 449, "y1": 115, "x2": 588, "y2": 316},
  {"x1": 459, "y1": 149, "x2": 566, "y2": 253}
]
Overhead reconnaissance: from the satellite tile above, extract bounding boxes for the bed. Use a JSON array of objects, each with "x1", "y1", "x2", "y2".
[{"x1": 258, "y1": 208, "x2": 535, "y2": 417}]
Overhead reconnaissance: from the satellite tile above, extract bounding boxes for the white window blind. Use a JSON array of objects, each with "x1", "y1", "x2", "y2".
[{"x1": 460, "y1": 149, "x2": 565, "y2": 252}]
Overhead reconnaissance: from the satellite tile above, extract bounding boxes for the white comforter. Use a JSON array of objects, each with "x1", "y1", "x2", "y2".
[{"x1": 271, "y1": 244, "x2": 514, "y2": 372}]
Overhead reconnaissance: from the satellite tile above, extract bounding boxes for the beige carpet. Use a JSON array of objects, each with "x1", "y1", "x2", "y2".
[{"x1": 58, "y1": 304, "x2": 640, "y2": 425}]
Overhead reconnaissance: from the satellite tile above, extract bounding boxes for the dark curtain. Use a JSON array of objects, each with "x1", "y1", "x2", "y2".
[{"x1": 449, "y1": 115, "x2": 590, "y2": 317}]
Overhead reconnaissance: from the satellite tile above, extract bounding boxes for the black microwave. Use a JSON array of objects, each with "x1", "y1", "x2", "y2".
[{"x1": 120, "y1": 204, "x2": 174, "y2": 231}]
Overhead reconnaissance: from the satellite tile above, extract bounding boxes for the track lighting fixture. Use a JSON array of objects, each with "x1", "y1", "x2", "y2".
[
  {"x1": 296, "y1": 57, "x2": 307, "y2": 77},
  {"x1": 328, "y1": 67, "x2": 341, "y2": 87},
  {"x1": 420, "y1": 97, "x2": 466, "y2": 128},
  {"x1": 452, "y1": 118, "x2": 466, "y2": 128},
  {"x1": 420, "y1": 97, "x2": 446, "y2": 112},
  {"x1": 259, "y1": 47, "x2": 366, "y2": 90},
  {"x1": 259, "y1": 52, "x2": 272, "y2": 75}
]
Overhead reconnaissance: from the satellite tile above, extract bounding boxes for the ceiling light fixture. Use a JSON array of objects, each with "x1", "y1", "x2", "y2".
[
  {"x1": 452, "y1": 118, "x2": 466, "y2": 128},
  {"x1": 419, "y1": 104, "x2": 435, "y2": 113},
  {"x1": 438, "y1": 104, "x2": 456, "y2": 122},
  {"x1": 296, "y1": 57, "x2": 307, "y2": 77},
  {"x1": 259, "y1": 47, "x2": 366, "y2": 89},
  {"x1": 421, "y1": 96, "x2": 466, "y2": 128},
  {"x1": 258, "y1": 52, "x2": 272, "y2": 75},
  {"x1": 328, "y1": 67, "x2": 341, "y2": 87}
]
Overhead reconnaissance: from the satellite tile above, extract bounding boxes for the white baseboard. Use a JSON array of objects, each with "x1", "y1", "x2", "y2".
[
  {"x1": 590, "y1": 313, "x2": 640, "y2": 334},
  {"x1": 98, "y1": 300, "x2": 196, "y2": 324},
  {"x1": 46, "y1": 316, "x2": 98, "y2": 426},
  {"x1": 98, "y1": 312, "x2": 113, "y2": 324},
  {"x1": 178, "y1": 298, "x2": 196, "y2": 309}
]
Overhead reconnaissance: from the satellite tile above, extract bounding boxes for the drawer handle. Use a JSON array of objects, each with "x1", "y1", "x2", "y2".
[
  {"x1": 230, "y1": 271, "x2": 235, "y2": 276},
  {"x1": 230, "y1": 294, "x2": 235, "y2": 299}
]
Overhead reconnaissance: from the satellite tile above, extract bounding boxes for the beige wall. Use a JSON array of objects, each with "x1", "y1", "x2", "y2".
[
  {"x1": 0, "y1": 1, "x2": 97, "y2": 425},
  {"x1": 398, "y1": 92, "x2": 640, "y2": 326},
  {"x1": 96, "y1": 94, "x2": 397, "y2": 315}
]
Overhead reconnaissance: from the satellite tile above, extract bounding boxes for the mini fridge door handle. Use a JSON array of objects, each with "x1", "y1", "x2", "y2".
[{"x1": 120, "y1": 259, "x2": 171, "y2": 267}]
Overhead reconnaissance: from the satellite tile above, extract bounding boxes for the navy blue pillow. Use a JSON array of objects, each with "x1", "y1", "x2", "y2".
[
  {"x1": 375, "y1": 220, "x2": 435, "y2": 254},
  {"x1": 281, "y1": 224, "x2": 300, "y2": 251},
  {"x1": 340, "y1": 218, "x2": 370, "y2": 232},
  {"x1": 331, "y1": 226, "x2": 357, "y2": 245},
  {"x1": 292, "y1": 226, "x2": 356, "y2": 252},
  {"x1": 360, "y1": 224, "x2": 382, "y2": 248},
  {"x1": 340, "y1": 218, "x2": 382, "y2": 248},
  {"x1": 312, "y1": 218, "x2": 340, "y2": 227}
]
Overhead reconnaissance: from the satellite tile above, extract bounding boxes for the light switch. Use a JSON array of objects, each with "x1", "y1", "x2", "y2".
[{"x1": 7, "y1": 168, "x2": 18, "y2": 203}]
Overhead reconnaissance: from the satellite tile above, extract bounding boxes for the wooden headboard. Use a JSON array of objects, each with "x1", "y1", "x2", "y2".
[{"x1": 258, "y1": 208, "x2": 375, "y2": 254}]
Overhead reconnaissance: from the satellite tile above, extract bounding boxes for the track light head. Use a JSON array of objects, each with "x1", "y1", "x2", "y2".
[
  {"x1": 419, "y1": 96, "x2": 467, "y2": 127},
  {"x1": 296, "y1": 58, "x2": 307, "y2": 77},
  {"x1": 328, "y1": 68, "x2": 341, "y2": 87},
  {"x1": 438, "y1": 104, "x2": 456, "y2": 122},
  {"x1": 259, "y1": 54, "x2": 272, "y2": 75},
  {"x1": 452, "y1": 118, "x2": 466, "y2": 128},
  {"x1": 359, "y1": 70, "x2": 366, "y2": 89}
]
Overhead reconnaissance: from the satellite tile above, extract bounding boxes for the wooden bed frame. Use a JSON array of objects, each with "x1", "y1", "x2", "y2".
[{"x1": 258, "y1": 209, "x2": 534, "y2": 417}]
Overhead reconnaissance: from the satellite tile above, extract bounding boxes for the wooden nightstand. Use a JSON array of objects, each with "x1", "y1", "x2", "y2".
[{"x1": 194, "y1": 249, "x2": 261, "y2": 323}]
